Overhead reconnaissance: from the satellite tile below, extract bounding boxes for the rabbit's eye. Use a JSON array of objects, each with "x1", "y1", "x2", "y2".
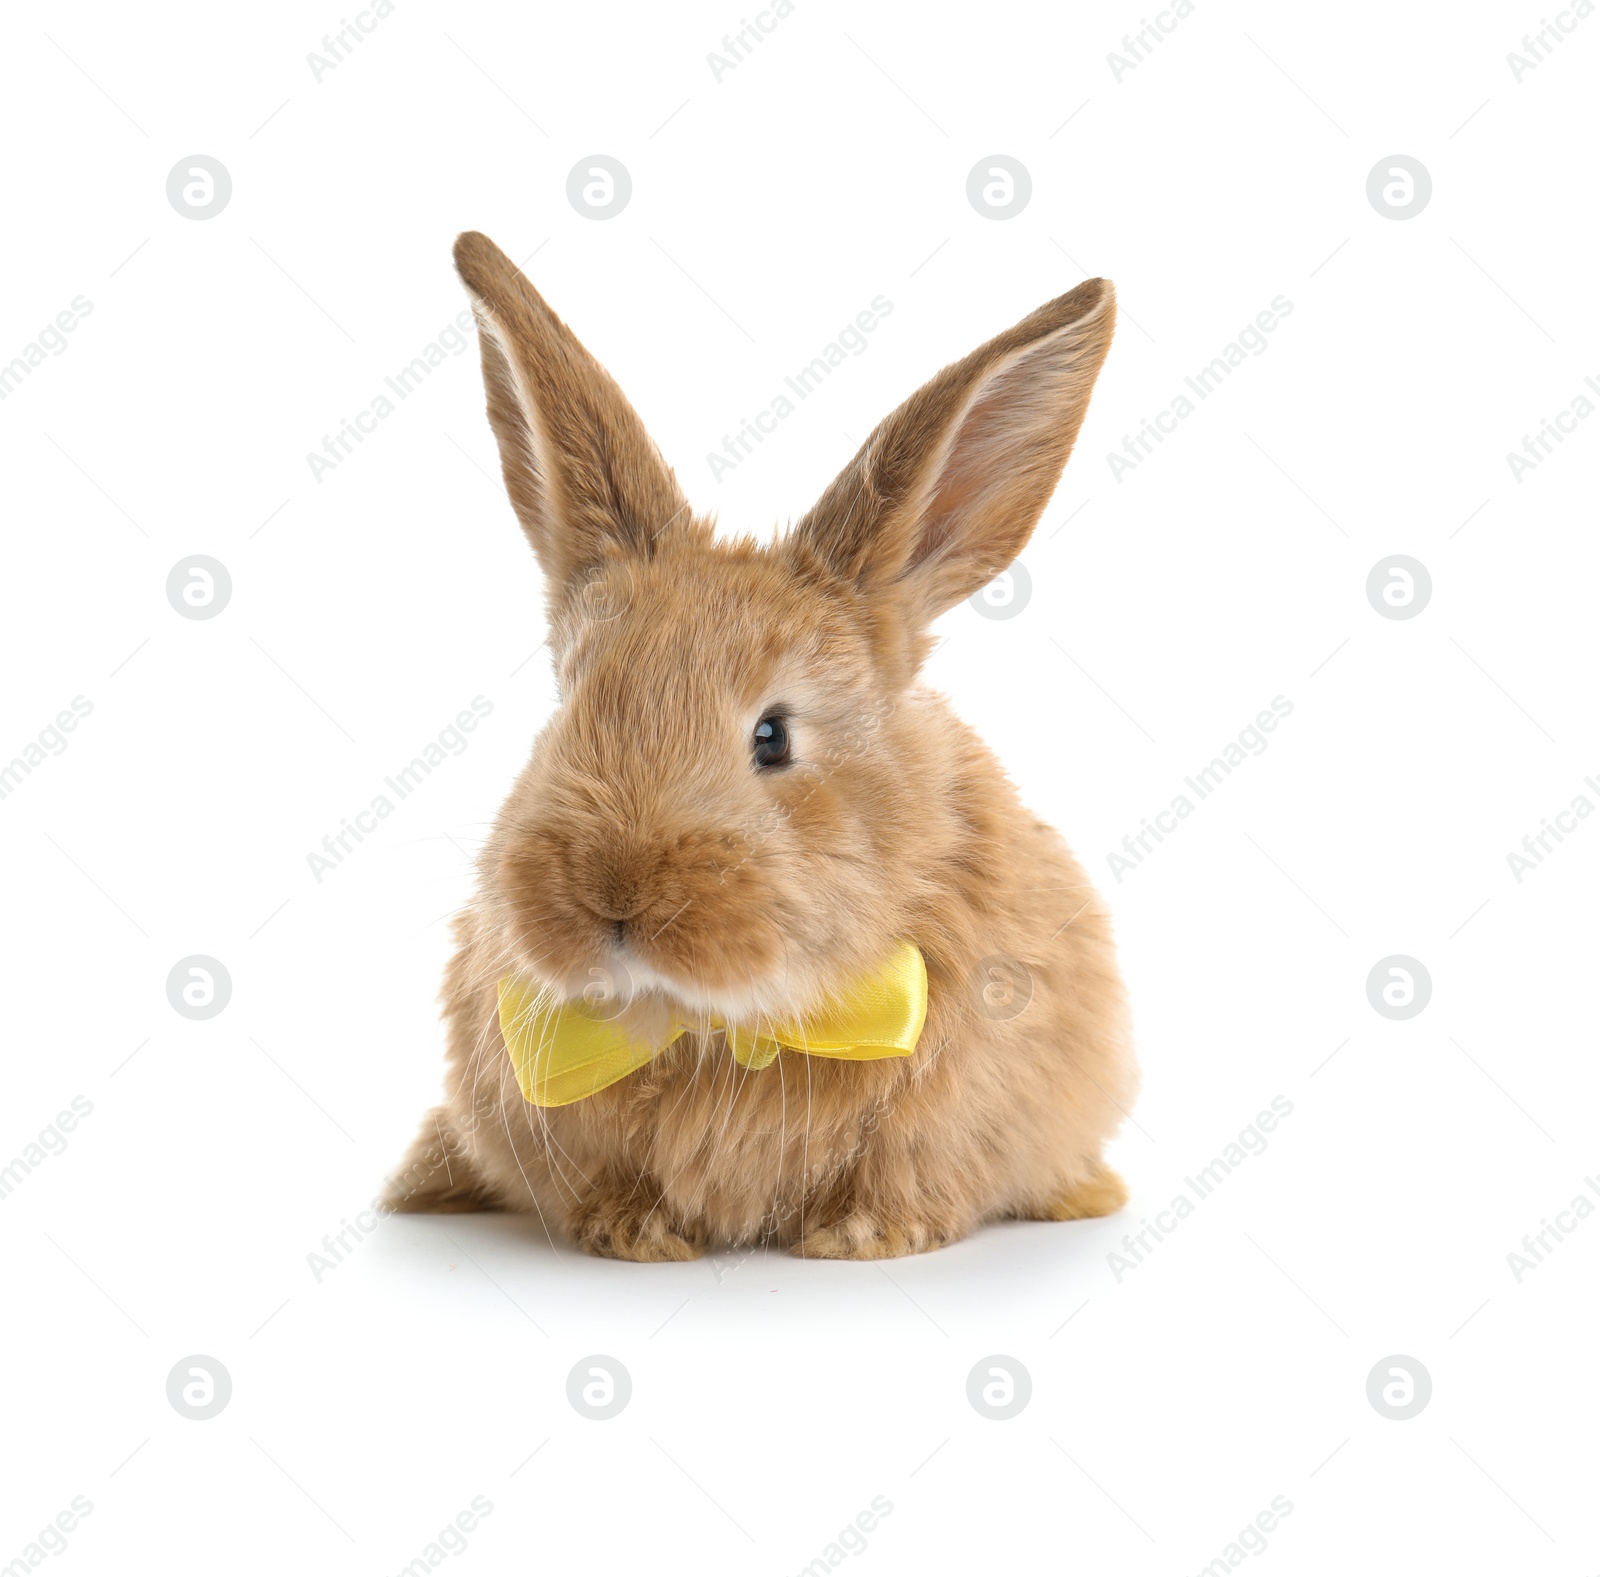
[{"x1": 753, "y1": 714, "x2": 790, "y2": 769}]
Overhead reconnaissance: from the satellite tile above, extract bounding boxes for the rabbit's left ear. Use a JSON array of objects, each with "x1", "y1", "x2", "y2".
[{"x1": 789, "y1": 279, "x2": 1114, "y2": 630}]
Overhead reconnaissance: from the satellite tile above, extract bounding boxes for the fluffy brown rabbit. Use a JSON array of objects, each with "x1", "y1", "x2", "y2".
[{"x1": 383, "y1": 231, "x2": 1138, "y2": 1260}]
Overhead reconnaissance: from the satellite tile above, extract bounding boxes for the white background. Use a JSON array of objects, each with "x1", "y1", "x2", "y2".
[{"x1": 3, "y1": 0, "x2": 1597, "y2": 1572}]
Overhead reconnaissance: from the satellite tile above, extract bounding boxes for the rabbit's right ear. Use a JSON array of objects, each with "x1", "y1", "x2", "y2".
[{"x1": 453, "y1": 232, "x2": 693, "y2": 600}]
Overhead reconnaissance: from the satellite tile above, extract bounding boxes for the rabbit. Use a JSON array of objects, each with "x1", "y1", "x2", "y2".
[{"x1": 382, "y1": 231, "x2": 1138, "y2": 1260}]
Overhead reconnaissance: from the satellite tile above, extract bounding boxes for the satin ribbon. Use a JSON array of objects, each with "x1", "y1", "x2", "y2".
[{"x1": 498, "y1": 941, "x2": 928, "y2": 1107}]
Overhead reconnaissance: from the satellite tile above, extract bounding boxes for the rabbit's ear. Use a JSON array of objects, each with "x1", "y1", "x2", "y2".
[
  {"x1": 790, "y1": 279, "x2": 1114, "y2": 629},
  {"x1": 453, "y1": 231, "x2": 693, "y2": 597}
]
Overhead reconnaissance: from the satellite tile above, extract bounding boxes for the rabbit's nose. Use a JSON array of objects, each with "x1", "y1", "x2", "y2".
[
  {"x1": 576, "y1": 831, "x2": 672, "y2": 923},
  {"x1": 582, "y1": 890, "x2": 647, "y2": 924},
  {"x1": 579, "y1": 851, "x2": 657, "y2": 923}
]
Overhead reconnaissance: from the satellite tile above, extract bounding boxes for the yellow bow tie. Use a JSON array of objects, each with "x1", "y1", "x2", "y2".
[{"x1": 498, "y1": 941, "x2": 928, "y2": 1107}]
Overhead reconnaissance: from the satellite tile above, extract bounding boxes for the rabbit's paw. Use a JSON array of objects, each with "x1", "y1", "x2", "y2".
[
  {"x1": 794, "y1": 1211, "x2": 959, "y2": 1260},
  {"x1": 572, "y1": 1189, "x2": 707, "y2": 1262},
  {"x1": 381, "y1": 1107, "x2": 503, "y2": 1215},
  {"x1": 1037, "y1": 1160, "x2": 1128, "y2": 1221}
]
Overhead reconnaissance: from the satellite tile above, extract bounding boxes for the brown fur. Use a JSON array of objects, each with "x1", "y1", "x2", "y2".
[{"x1": 383, "y1": 232, "x2": 1139, "y2": 1259}]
